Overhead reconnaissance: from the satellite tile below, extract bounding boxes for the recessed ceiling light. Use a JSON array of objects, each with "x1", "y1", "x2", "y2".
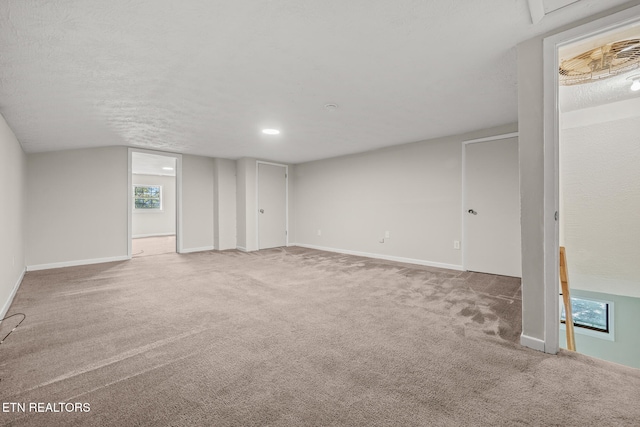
[
  {"x1": 262, "y1": 129, "x2": 280, "y2": 135},
  {"x1": 324, "y1": 103, "x2": 338, "y2": 111},
  {"x1": 162, "y1": 167, "x2": 174, "y2": 171}
]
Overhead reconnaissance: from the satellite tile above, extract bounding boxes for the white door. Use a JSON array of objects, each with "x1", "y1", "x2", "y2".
[
  {"x1": 464, "y1": 137, "x2": 521, "y2": 277},
  {"x1": 258, "y1": 163, "x2": 287, "y2": 249}
]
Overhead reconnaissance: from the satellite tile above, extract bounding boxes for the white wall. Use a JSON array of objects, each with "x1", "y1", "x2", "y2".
[
  {"x1": 132, "y1": 174, "x2": 176, "y2": 238},
  {"x1": 517, "y1": 2, "x2": 638, "y2": 348},
  {"x1": 182, "y1": 154, "x2": 214, "y2": 252},
  {"x1": 292, "y1": 123, "x2": 517, "y2": 269},
  {"x1": 0, "y1": 114, "x2": 26, "y2": 317},
  {"x1": 560, "y1": 116, "x2": 640, "y2": 297},
  {"x1": 213, "y1": 158, "x2": 237, "y2": 250},
  {"x1": 26, "y1": 147, "x2": 128, "y2": 268}
]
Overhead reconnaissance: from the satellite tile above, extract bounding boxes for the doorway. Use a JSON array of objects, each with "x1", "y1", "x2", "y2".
[
  {"x1": 463, "y1": 133, "x2": 521, "y2": 277},
  {"x1": 257, "y1": 161, "x2": 288, "y2": 249},
  {"x1": 128, "y1": 149, "x2": 183, "y2": 257},
  {"x1": 556, "y1": 23, "x2": 640, "y2": 369},
  {"x1": 542, "y1": 4, "x2": 640, "y2": 355}
]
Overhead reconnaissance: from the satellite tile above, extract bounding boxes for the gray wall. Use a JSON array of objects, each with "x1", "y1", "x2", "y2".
[
  {"x1": 132, "y1": 174, "x2": 176, "y2": 237},
  {"x1": 0, "y1": 114, "x2": 26, "y2": 316},
  {"x1": 236, "y1": 158, "x2": 294, "y2": 251},
  {"x1": 26, "y1": 147, "x2": 128, "y2": 268},
  {"x1": 517, "y1": 2, "x2": 639, "y2": 348},
  {"x1": 213, "y1": 158, "x2": 237, "y2": 250},
  {"x1": 518, "y1": 36, "x2": 547, "y2": 345},
  {"x1": 292, "y1": 123, "x2": 517, "y2": 268},
  {"x1": 182, "y1": 154, "x2": 214, "y2": 251},
  {"x1": 24, "y1": 148, "x2": 218, "y2": 265},
  {"x1": 235, "y1": 158, "x2": 257, "y2": 251}
]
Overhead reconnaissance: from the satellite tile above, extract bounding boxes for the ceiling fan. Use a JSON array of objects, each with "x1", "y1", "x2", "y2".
[{"x1": 559, "y1": 39, "x2": 640, "y2": 86}]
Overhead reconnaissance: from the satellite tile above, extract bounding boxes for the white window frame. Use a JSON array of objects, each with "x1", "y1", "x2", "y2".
[{"x1": 133, "y1": 184, "x2": 163, "y2": 212}]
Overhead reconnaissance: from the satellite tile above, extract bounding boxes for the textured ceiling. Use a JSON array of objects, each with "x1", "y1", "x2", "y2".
[
  {"x1": 560, "y1": 71, "x2": 640, "y2": 113},
  {"x1": 559, "y1": 21, "x2": 640, "y2": 113},
  {"x1": 0, "y1": 0, "x2": 634, "y2": 164}
]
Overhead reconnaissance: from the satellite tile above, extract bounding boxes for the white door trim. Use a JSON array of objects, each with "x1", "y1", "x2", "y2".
[
  {"x1": 255, "y1": 160, "x2": 289, "y2": 250},
  {"x1": 542, "y1": 4, "x2": 640, "y2": 354},
  {"x1": 461, "y1": 133, "x2": 519, "y2": 272},
  {"x1": 128, "y1": 148, "x2": 183, "y2": 257}
]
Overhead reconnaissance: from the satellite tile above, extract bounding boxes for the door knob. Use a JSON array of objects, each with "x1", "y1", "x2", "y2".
[
  {"x1": 260, "y1": 209, "x2": 264, "y2": 213},
  {"x1": 468, "y1": 209, "x2": 477, "y2": 215}
]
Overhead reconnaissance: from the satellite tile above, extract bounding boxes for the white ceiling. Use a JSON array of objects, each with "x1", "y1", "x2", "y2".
[
  {"x1": 0, "y1": 0, "x2": 634, "y2": 164},
  {"x1": 544, "y1": 0, "x2": 581, "y2": 14}
]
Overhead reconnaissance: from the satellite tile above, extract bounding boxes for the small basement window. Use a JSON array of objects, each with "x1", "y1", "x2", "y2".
[
  {"x1": 133, "y1": 185, "x2": 162, "y2": 211},
  {"x1": 560, "y1": 296, "x2": 613, "y2": 340}
]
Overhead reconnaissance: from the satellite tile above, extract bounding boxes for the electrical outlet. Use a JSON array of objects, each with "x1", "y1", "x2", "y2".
[
  {"x1": 453, "y1": 241, "x2": 460, "y2": 250},
  {"x1": 384, "y1": 231, "x2": 390, "y2": 239},
  {"x1": 317, "y1": 229, "x2": 322, "y2": 236}
]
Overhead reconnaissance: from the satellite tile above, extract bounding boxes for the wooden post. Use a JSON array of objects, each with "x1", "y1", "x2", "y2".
[{"x1": 560, "y1": 246, "x2": 576, "y2": 351}]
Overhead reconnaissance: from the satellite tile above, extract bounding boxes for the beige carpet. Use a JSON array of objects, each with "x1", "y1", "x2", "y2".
[
  {"x1": 1, "y1": 247, "x2": 639, "y2": 426},
  {"x1": 132, "y1": 235, "x2": 176, "y2": 257}
]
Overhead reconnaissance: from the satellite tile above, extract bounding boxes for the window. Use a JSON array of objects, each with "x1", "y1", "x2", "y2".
[
  {"x1": 133, "y1": 185, "x2": 162, "y2": 210},
  {"x1": 561, "y1": 297, "x2": 608, "y2": 332},
  {"x1": 560, "y1": 296, "x2": 613, "y2": 340}
]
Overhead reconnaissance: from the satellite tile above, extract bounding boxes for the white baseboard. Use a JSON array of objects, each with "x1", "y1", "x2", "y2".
[
  {"x1": 236, "y1": 246, "x2": 248, "y2": 252},
  {"x1": 132, "y1": 233, "x2": 176, "y2": 239},
  {"x1": 180, "y1": 246, "x2": 214, "y2": 254},
  {"x1": 1, "y1": 268, "x2": 25, "y2": 319},
  {"x1": 27, "y1": 255, "x2": 130, "y2": 272},
  {"x1": 292, "y1": 243, "x2": 463, "y2": 271},
  {"x1": 520, "y1": 334, "x2": 546, "y2": 352}
]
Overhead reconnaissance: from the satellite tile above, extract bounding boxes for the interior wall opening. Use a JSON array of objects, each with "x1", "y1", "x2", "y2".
[
  {"x1": 557, "y1": 21, "x2": 640, "y2": 369},
  {"x1": 129, "y1": 149, "x2": 183, "y2": 258}
]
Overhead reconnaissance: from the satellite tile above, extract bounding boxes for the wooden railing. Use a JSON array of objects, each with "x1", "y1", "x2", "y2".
[{"x1": 560, "y1": 246, "x2": 576, "y2": 351}]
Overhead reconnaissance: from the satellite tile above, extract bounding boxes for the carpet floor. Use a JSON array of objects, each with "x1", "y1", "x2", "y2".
[
  {"x1": 132, "y1": 236, "x2": 176, "y2": 257},
  {"x1": 1, "y1": 247, "x2": 639, "y2": 426}
]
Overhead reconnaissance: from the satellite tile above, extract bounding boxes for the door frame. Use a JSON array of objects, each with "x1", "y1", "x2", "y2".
[
  {"x1": 255, "y1": 160, "x2": 289, "y2": 250},
  {"x1": 128, "y1": 148, "x2": 183, "y2": 257},
  {"x1": 541, "y1": 4, "x2": 640, "y2": 354},
  {"x1": 461, "y1": 132, "x2": 519, "y2": 272}
]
